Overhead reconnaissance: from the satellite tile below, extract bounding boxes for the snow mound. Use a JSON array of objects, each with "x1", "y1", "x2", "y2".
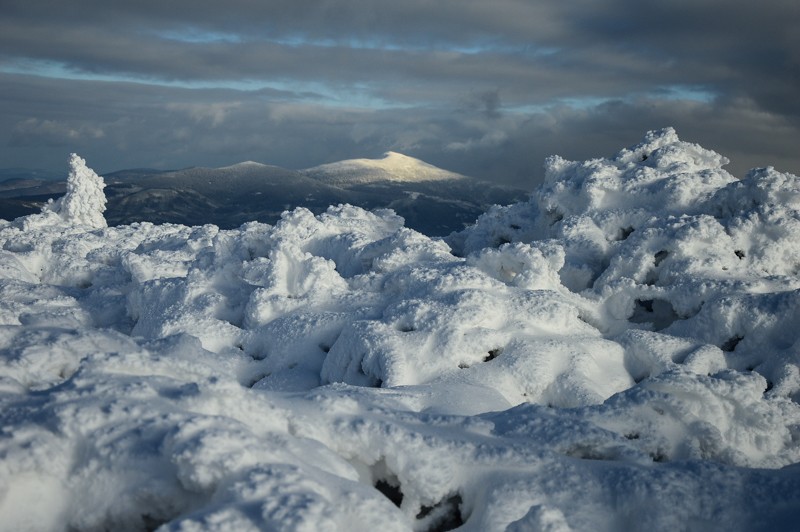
[
  {"x1": 2, "y1": 130, "x2": 800, "y2": 531},
  {"x1": 302, "y1": 151, "x2": 467, "y2": 186}
]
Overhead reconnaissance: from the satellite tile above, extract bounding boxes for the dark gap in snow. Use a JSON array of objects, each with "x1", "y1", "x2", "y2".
[
  {"x1": 142, "y1": 514, "x2": 170, "y2": 532},
  {"x1": 617, "y1": 226, "x2": 635, "y2": 241},
  {"x1": 416, "y1": 493, "x2": 464, "y2": 532},
  {"x1": 587, "y1": 261, "x2": 611, "y2": 290},
  {"x1": 458, "y1": 362, "x2": 470, "y2": 369},
  {"x1": 564, "y1": 444, "x2": 614, "y2": 461},
  {"x1": 375, "y1": 479, "x2": 404, "y2": 508},
  {"x1": 630, "y1": 299, "x2": 680, "y2": 331},
  {"x1": 625, "y1": 432, "x2": 640, "y2": 440},
  {"x1": 158, "y1": 383, "x2": 201, "y2": 400},
  {"x1": 483, "y1": 347, "x2": 503, "y2": 362},
  {"x1": 319, "y1": 343, "x2": 331, "y2": 353},
  {"x1": 247, "y1": 373, "x2": 271, "y2": 388},
  {"x1": 654, "y1": 250, "x2": 669, "y2": 267},
  {"x1": 650, "y1": 451, "x2": 668, "y2": 463},
  {"x1": 397, "y1": 323, "x2": 416, "y2": 333},
  {"x1": 356, "y1": 362, "x2": 383, "y2": 387},
  {"x1": 510, "y1": 224, "x2": 521, "y2": 230},
  {"x1": 250, "y1": 351, "x2": 268, "y2": 361},
  {"x1": 548, "y1": 211, "x2": 564, "y2": 226},
  {"x1": 58, "y1": 366, "x2": 76, "y2": 380},
  {"x1": 734, "y1": 249, "x2": 746, "y2": 259},
  {"x1": 721, "y1": 335, "x2": 743, "y2": 352},
  {"x1": 494, "y1": 236, "x2": 511, "y2": 247},
  {"x1": 765, "y1": 380, "x2": 774, "y2": 393},
  {"x1": 86, "y1": 509, "x2": 178, "y2": 532}
]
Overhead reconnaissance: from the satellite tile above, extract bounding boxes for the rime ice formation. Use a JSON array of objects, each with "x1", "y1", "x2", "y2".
[
  {"x1": 42, "y1": 153, "x2": 107, "y2": 228},
  {"x1": 1, "y1": 129, "x2": 800, "y2": 531}
]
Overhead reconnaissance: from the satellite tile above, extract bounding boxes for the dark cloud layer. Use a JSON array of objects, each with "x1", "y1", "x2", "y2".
[{"x1": 1, "y1": 1, "x2": 798, "y2": 186}]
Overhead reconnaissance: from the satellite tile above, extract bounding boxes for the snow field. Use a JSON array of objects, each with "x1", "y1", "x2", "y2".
[{"x1": 1, "y1": 129, "x2": 800, "y2": 530}]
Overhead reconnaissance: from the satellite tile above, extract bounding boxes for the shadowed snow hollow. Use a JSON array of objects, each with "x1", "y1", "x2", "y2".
[{"x1": 1, "y1": 129, "x2": 800, "y2": 531}]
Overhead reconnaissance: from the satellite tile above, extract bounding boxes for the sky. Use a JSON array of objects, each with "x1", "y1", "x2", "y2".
[{"x1": 1, "y1": 0, "x2": 798, "y2": 188}]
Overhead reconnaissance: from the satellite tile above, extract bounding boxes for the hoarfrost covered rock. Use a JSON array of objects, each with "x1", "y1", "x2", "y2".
[{"x1": 2, "y1": 129, "x2": 800, "y2": 531}]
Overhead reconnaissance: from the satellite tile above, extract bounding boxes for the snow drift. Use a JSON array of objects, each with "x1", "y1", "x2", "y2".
[{"x1": 1, "y1": 128, "x2": 799, "y2": 531}]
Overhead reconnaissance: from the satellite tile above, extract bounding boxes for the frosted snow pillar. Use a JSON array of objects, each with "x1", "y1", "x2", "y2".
[{"x1": 47, "y1": 153, "x2": 108, "y2": 228}]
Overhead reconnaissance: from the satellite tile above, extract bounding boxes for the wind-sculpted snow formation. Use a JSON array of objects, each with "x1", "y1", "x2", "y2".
[{"x1": 1, "y1": 128, "x2": 800, "y2": 531}]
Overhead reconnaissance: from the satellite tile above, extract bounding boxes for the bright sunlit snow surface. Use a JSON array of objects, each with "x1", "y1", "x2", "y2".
[{"x1": 2, "y1": 128, "x2": 800, "y2": 531}]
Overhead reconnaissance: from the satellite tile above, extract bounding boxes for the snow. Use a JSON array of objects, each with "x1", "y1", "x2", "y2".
[{"x1": 1, "y1": 128, "x2": 800, "y2": 531}]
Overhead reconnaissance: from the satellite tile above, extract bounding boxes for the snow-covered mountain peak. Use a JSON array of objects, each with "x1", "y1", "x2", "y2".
[
  {"x1": 379, "y1": 150, "x2": 422, "y2": 164},
  {"x1": 220, "y1": 160, "x2": 268, "y2": 170},
  {"x1": 302, "y1": 151, "x2": 467, "y2": 186}
]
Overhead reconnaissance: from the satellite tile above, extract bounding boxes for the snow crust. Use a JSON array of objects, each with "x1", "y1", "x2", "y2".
[{"x1": 2, "y1": 129, "x2": 800, "y2": 531}]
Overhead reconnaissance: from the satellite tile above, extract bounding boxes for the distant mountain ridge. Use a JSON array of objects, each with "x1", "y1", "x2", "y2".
[{"x1": 0, "y1": 153, "x2": 528, "y2": 236}]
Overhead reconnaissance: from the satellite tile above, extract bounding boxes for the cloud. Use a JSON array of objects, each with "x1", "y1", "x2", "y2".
[
  {"x1": 10, "y1": 118, "x2": 105, "y2": 147},
  {"x1": 3, "y1": 1, "x2": 797, "y2": 109},
  {"x1": 165, "y1": 102, "x2": 243, "y2": 127},
  {"x1": 0, "y1": 1, "x2": 798, "y2": 182},
  {"x1": 446, "y1": 130, "x2": 509, "y2": 152}
]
